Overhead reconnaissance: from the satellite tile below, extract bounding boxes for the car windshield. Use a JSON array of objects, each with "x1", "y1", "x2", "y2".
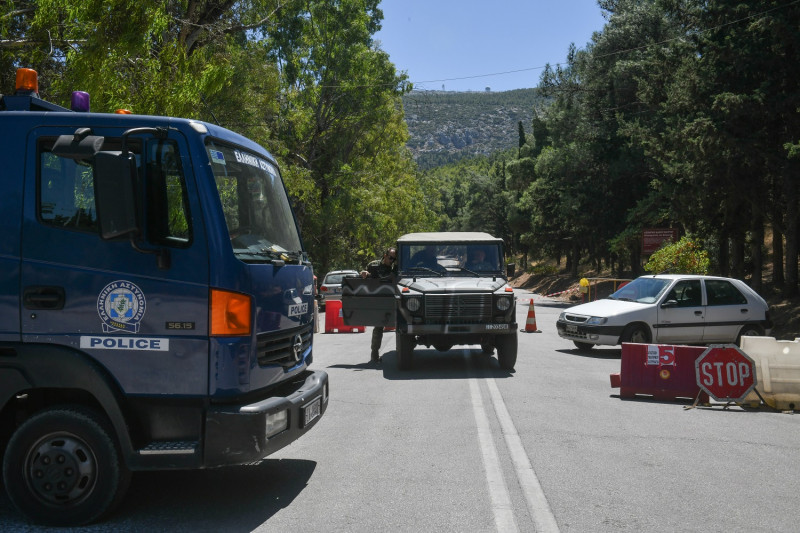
[
  {"x1": 609, "y1": 277, "x2": 672, "y2": 304},
  {"x1": 398, "y1": 242, "x2": 502, "y2": 276},
  {"x1": 207, "y1": 141, "x2": 303, "y2": 263},
  {"x1": 325, "y1": 273, "x2": 356, "y2": 284}
]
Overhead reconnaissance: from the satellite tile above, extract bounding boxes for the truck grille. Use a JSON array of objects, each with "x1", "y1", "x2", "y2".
[
  {"x1": 424, "y1": 294, "x2": 492, "y2": 324},
  {"x1": 257, "y1": 324, "x2": 312, "y2": 368}
]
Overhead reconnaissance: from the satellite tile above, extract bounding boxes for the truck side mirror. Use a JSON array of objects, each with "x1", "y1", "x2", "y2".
[{"x1": 94, "y1": 151, "x2": 139, "y2": 239}]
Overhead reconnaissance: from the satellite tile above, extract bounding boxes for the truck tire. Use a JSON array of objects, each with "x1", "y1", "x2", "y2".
[
  {"x1": 396, "y1": 332, "x2": 414, "y2": 371},
  {"x1": 2, "y1": 406, "x2": 131, "y2": 527},
  {"x1": 496, "y1": 333, "x2": 518, "y2": 370}
]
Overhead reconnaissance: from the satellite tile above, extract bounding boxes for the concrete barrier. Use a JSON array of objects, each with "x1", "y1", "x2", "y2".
[
  {"x1": 324, "y1": 300, "x2": 365, "y2": 333},
  {"x1": 740, "y1": 336, "x2": 800, "y2": 410},
  {"x1": 611, "y1": 343, "x2": 709, "y2": 403}
]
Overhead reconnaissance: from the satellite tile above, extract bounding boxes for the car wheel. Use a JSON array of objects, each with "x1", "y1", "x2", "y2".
[
  {"x1": 481, "y1": 344, "x2": 494, "y2": 355},
  {"x1": 496, "y1": 334, "x2": 518, "y2": 370},
  {"x1": 620, "y1": 323, "x2": 651, "y2": 344},
  {"x1": 573, "y1": 341, "x2": 594, "y2": 351},
  {"x1": 396, "y1": 332, "x2": 414, "y2": 371},
  {"x1": 737, "y1": 325, "x2": 764, "y2": 346},
  {"x1": 433, "y1": 344, "x2": 452, "y2": 352},
  {"x1": 3, "y1": 406, "x2": 131, "y2": 527}
]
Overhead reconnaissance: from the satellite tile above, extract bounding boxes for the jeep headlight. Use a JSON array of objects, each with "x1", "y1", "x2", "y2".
[
  {"x1": 406, "y1": 297, "x2": 421, "y2": 312},
  {"x1": 495, "y1": 296, "x2": 512, "y2": 311},
  {"x1": 586, "y1": 316, "x2": 607, "y2": 325}
]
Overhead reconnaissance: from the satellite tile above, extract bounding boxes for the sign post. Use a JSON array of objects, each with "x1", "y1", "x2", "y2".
[{"x1": 695, "y1": 345, "x2": 756, "y2": 402}]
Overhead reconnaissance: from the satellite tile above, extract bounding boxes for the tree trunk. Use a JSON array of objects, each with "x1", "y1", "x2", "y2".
[
  {"x1": 718, "y1": 229, "x2": 730, "y2": 278},
  {"x1": 785, "y1": 172, "x2": 798, "y2": 296},
  {"x1": 750, "y1": 215, "x2": 764, "y2": 292},
  {"x1": 773, "y1": 224, "x2": 785, "y2": 286}
]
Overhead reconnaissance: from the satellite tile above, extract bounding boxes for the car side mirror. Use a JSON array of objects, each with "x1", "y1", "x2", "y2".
[{"x1": 661, "y1": 299, "x2": 678, "y2": 308}]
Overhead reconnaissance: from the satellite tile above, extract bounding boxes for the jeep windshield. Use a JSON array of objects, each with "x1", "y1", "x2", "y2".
[
  {"x1": 207, "y1": 141, "x2": 304, "y2": 263},
  {"x1": 399, "y1": 242, "x2": 503, "y2": 276}
]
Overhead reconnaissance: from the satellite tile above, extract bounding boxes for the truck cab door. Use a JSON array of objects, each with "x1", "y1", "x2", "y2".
[
  {"x1": 20, "y1": 126, "x2": 211, "y2": 396},
  {"x1": 341, "y1": 277, "x2": 396, "y2": 327}
]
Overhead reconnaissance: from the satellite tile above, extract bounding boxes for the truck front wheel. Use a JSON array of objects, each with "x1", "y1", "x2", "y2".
[
  {"x1": 2, "y1": 406, "x2": 130, "y2": 527},
  {"x1": 496, "y1": 333, "x2": 518, "y2": 370},
  {"x1": 396, "y1": 332, "x2": 415, "y2": 370}
]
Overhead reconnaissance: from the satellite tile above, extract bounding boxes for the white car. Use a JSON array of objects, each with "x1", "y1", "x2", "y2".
[
  {"x1": 319, "y1": 270, "x2": 360, "y2": 310},
  {"x1": 556, "y1": 274, "x2": 772, "y2": 350}
]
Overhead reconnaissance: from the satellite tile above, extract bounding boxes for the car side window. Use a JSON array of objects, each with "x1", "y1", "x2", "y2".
[
  {"x1": 705, "y1": 280, "x2": 747, "y2": 306},
  {"x1": 669, "y1": 280, "x2": 703, "y2": 307}
]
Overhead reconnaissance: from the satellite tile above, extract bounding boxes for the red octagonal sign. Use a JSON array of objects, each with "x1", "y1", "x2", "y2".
[{"x1": 695, "y1": 345, "x2": 756, "y2": 402}]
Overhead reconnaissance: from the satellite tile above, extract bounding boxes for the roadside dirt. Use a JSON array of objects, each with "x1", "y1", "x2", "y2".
[{"x1": 511, "y1": 271, "x2": 800, "y2": 341}]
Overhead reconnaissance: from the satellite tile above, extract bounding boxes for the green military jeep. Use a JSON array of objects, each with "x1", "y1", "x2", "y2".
[{"x1": 343, "y1": 232, "x2": 518, "y2": 371}]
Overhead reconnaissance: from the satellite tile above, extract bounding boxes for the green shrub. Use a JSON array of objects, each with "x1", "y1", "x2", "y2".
[{"x1": 644, "y1": 236, "x2": 709, "y2": 275}]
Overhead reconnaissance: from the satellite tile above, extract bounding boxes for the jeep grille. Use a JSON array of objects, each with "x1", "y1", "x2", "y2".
[{"x1": 424, "y1": 294, "x2": 493, "y2": 324}]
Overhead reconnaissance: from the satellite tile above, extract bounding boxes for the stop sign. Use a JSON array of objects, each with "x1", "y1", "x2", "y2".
[{"x1": 695, "y1": 345, "x2": 756, "y2": 402}]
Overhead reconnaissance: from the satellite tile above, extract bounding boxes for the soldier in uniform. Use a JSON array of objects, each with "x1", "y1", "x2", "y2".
[{"x1": 360, "y1": 247, "x2": 398, "y2": 363}]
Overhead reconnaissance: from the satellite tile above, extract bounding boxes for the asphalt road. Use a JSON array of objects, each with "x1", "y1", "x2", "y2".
[{"x1": 3, "y1": 290, "x2": 800, "y2": 532}]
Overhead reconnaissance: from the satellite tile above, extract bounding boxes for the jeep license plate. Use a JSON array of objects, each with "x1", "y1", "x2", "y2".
[{"x1": 303, "y1": 397, "x2": 321, "y2": 427}]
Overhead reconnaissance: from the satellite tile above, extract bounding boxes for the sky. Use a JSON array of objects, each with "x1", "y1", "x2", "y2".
[{"x1": 374, "y1": 0, "x2": 608, "y2": 92}]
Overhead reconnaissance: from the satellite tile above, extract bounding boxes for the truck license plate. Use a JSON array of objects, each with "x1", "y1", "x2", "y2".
[{"x1": 303, "y1": 397, "x2": 321, "y2": 426}]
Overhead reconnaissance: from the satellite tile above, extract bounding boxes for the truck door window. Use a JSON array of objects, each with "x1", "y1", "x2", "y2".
[
  {"x1": 145, "y1": 139, "x2": 191, "y2": 246},
  {"x1": 39, "y1": 150, "x2": 99, "y2": 232}
]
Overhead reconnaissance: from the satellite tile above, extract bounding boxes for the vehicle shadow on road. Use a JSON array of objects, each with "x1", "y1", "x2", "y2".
[
  {"x1": 557, "y1": 348, "x2": 622, "y2": 360},
  {"x1": 377, "y1": 349, "x2": 514, "y2": 381},
  {"x1": 0, "y1": 459, "x2": 316, "y2": 532}
]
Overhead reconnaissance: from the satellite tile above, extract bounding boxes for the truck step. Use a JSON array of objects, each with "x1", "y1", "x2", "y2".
[{"x1": 138, "y1": 441, "x2": 198, "y2": 455}]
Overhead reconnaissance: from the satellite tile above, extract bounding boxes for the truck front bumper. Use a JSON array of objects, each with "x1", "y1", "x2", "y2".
[{"x1": 204, "y1": 370, "x2": 328, "y2": 466}]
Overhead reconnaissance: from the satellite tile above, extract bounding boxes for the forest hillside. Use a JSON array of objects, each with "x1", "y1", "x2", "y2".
[{"x1": 402, "y1": 89, "x2": 544, "y2": 169}]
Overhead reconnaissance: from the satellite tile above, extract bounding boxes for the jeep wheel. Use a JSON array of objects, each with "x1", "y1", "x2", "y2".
[
  {"x1": 496, "y1": 334, "x2": 518, "y2": 370},
  {"x1": 3, "y1": 406, "x2": 130, "y2": 527},
  {"x1": 396, "y1": 332, "x2": 414, "y2": 371}
]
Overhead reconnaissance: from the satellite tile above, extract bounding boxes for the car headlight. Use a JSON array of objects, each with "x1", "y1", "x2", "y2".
[
  {"x1": 558, "y1": 312, "x2": 566, "y2": 321},
  {"x1": 495, "y1": 296, "x2": 512, "y2": 311},
  {"x1": 586, "y1": 316, "x2": 607, "y2": 325},
  {"x1": 406, "y1": 297, "x2": 421, "y2": 312}
]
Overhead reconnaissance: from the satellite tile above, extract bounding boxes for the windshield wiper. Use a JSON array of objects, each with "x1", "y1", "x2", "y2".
[
  {"x1": 233, "y1": 247, "x2": 301, "y2": 264},
  {"x1": 406, "y1": 266, "x2": 444, "y2": 277}
]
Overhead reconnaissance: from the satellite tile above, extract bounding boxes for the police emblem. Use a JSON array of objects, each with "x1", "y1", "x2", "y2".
[{"x1": 97, "y1": 280, "x2": 146, "y2": 333}]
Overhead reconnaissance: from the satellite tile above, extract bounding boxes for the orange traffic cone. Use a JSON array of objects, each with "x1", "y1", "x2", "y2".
[{"x1": 521, "y1": 299, "x2": 541, "y2": 333}]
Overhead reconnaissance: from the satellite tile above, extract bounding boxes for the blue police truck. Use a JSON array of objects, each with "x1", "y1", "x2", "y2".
[{"x1": 0, "y1": 69, "x2": 328, "y2": 526}]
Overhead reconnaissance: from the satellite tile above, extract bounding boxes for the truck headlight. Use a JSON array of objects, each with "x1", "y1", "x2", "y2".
[
  {"x1": 406, "y1": 297, "x2": 421, "y2": 312},
  {"x1": 495, "y1": 296, "x2": 512, "y2": 311}
]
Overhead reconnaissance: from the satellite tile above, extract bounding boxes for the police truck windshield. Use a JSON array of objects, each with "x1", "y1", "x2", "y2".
[{"x1": 207, "y1": 141, "x2": 302, "y2": 260}]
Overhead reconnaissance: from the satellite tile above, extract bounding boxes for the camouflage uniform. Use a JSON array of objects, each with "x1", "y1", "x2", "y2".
[{"x1": 366, "y1": 254, "x2": 398, "y2": 362}]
